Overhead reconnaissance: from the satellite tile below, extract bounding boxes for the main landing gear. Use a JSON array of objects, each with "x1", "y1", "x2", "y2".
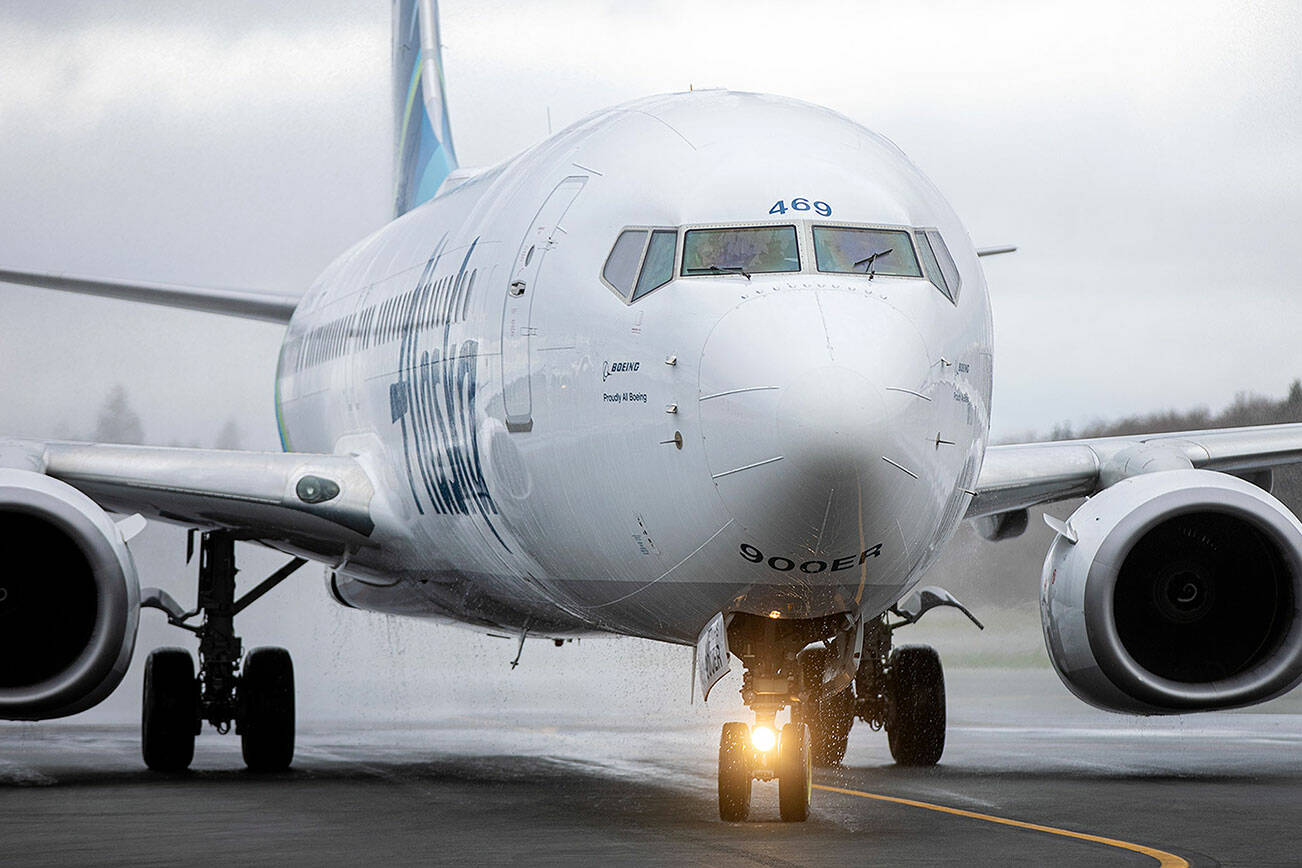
[
  {"x1": 847, "y1": 619, "x2": 947, "y2": 767},
  {"x1": 139, "y1": 530, "x2": 306, "y2": 772},
  {"x1": 717, "y1": 608, "x2": 957, "y2": 821}
]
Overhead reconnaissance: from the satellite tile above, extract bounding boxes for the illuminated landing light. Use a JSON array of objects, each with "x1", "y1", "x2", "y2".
[
  {"x1": 768, "y1": 610, "x2": 781, "y2": 619},
  {"x1": 751, "y1": 725, "x2": 777, "y2": 753}
]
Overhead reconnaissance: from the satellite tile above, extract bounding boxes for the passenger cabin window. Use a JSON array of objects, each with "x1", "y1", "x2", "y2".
[
  {"x1": 812, "y1": 226, "x2": 921, "y2": 277},
  {"x1": 681, "y1": 226, "x2": 799, "y2": 276},
  {"x1": 917, "y1": 229, "x2": 961, "y2": 302},
  {"x1": 632, "y1": 230, "x2": 677, "y2": 301},
  {"x1": 602, "y1": 229, "x2": 648, "y2": 296}
]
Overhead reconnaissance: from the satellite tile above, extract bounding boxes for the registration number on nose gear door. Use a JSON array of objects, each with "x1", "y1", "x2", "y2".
[
  {"x1": 695, "y1": 612, "x2": 730, "y2": 701},
  {"x1": 739, "y1": 543, "x2": 882, "y2": 573}
]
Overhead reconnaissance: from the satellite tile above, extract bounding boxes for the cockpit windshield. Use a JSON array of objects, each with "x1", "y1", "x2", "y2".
[
  {"x1": 681, "y1": 226, "x2": 800, "y2": 277},
  {"x1": 812, "y1": 226, "x2": 921, "y2": 277}
]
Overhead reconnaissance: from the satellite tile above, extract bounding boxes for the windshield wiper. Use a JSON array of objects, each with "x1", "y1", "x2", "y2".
[
  {"x1": 689, "y1": 263, "x2": 750, "y2": 280},
  {"x1": 853, "y1": 248, "x2": 893, "y2": 279}
]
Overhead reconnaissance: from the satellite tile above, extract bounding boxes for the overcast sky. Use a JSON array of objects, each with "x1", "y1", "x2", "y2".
[{"x1": 1, "y1": 0, "x2": 1299, "y2": 446}]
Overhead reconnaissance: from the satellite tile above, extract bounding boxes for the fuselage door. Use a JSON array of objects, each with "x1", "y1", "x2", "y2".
[{"x1": 501, "y1": 175, "x2": 586, "y2": 432}]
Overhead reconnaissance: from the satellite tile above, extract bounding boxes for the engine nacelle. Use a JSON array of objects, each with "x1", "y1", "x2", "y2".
[
  {"x1": 0, "y1": 469, "x2": 140, "y2": 719},
  {"x1": 1042, "y1": 469, "x2": 1302, "y2": 714}
]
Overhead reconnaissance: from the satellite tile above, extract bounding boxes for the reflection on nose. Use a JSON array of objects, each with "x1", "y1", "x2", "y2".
[
  {"x1": 698, "y1": 289, "x2": 932, "y2": 556},
  {"x1": 776, "y1": 364, "x2": 887, "y2": 481}
]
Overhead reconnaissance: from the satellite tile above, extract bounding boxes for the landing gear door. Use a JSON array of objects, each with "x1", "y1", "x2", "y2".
[
  {"x1": 501, "y1": 175, "x2": 587, "y2": 432},
  {"x1": 696, "y1": 612, "x2": 731, "y2": 701}
]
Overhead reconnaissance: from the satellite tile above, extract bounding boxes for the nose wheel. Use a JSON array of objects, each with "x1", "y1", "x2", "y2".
[
  {"x1": 777, "y1": 722, "x2": 811, "y2": 822},
  {"x1": 718, "y1": 722, "x2": 752, "y2": 821},
  {"x1": 716, "y1": 720, "x2": 812, "y2": 822},
  {"x1": 710, "y1": 611, "x2": 956, "y2": 822}
]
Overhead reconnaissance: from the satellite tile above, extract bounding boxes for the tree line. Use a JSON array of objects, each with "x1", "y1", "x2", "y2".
[{"x1": 89, "y1": 384, "x2": 244, "y2": 450}]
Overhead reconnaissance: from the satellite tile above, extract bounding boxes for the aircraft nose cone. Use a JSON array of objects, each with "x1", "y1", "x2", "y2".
[
  {"x1": 776, "y1": 364, "x2": 886, "y2": 481},
  {"x1": 698, "y1": 289, "x2": 933, "y2": 561}
]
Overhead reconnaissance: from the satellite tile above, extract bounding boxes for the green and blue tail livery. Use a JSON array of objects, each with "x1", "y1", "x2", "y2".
[{"x1": 393, "y1": 0, "x2": 458, "y2": 217}]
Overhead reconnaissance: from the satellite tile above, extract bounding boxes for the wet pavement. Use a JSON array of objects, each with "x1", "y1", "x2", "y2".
[{"x1": 2, "y1": 668, "x2": 1299, "y2": 866}]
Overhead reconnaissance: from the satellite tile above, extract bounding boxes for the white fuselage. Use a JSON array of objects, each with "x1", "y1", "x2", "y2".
[{"x1": 275, "y1": 91, "x2": 993, "y2": 644}]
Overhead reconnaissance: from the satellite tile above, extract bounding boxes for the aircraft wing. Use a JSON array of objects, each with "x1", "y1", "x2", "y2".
[
  {"x1": 0, "y1": 268, "x2": 300, "y2": 324},
  {"x1": 967, "y1": 422, "x2": 1302, "y2": 520},
  {"x1": 0, "y1": 439, "x2": 377, "y2": 561}
]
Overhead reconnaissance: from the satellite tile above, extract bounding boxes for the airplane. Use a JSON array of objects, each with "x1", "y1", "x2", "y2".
[{"x1": 2, "y1": 0, "x2": 1301, "y2": 824}]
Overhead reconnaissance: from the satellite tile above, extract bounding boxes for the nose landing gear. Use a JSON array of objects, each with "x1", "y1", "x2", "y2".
[
  {"x1": 777, "y1": 722, "x2": 812, "y2": 821},
  {"x1": 716, "y1": 719, "x2": 812, "y2": 822},
  {"x1": 715, "y1": 606, "x2": 961, "y2": 821},
  {"x1": 717, "y1": 722, "x2": 752, "y2": 821},
  {"x1": 715, "y1": 613, "x2": 826, "y2": 822}
]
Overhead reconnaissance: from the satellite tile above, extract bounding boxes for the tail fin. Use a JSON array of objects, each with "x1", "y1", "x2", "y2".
[{"x1": 393, "y1": 0, "x2": 459, "y2": 217}]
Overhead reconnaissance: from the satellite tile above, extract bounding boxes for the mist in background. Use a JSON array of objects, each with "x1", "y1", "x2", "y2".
[
  {"x1": 1, "y1": 2, "x2": 1300, "y2": 727},
  {"x1": 27, "y1": 377, "x2": 1302, "y2": 727}
]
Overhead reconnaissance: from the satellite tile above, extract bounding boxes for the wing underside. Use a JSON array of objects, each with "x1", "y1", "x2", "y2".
[
  {"x1": 968, "y1": 422, "x2": 1302, "y2": 520},
  {"x1": 0, "y1": 440, "x2": 377, "y2": 562}
]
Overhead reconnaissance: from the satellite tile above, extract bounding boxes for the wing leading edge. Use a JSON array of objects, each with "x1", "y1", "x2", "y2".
[
  {"x1": 0, "y1": 268, "x2": 300, "y2": 324},
  {"x1": 0, "y1": 440, "x2": 377, "y2": 562},
  {"x1": 968, "y1": 422, "x2": 1302, "y2": 520}
]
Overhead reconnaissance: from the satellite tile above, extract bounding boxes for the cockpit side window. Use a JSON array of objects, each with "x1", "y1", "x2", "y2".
[
  {"x1": 632, "y1": 230, "x2": 677, "y2": 301},
  {"x1": 915, "y1": 231, "x2": 946, "y2": 297},
  {"x1": 927, "y1": 230, "x2": 961, "y2": 301},
  {"x1": 916, "y1": 229, "x2": 961, "y2": 303},
  {"x1": 681, "y1": 226, "x2": 799, "y2": 276},
  {"x1": 602, "y1": 229, "x2": 648, "y2": 297},
  {"x1": 812, "y1": 226, "x2": 922, "y2": 277}
]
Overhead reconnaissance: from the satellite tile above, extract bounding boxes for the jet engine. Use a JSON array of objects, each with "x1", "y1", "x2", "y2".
[
  {"x1": 1041, "y1": 468, "x2": 1302, "y2": 714},
  {"x1": 0, "y1": 469, "x2": 140, "y2": 719}
]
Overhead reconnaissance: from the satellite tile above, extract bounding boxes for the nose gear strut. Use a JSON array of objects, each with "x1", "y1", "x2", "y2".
[
  {"x1": 715, "y1": 599, "x2": 967, "y2": 821},
  {"x1": 716, "y1": 613, "x2": 838, "y2": 822}
]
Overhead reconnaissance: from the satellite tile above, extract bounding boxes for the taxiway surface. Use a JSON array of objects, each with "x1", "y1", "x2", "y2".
[{"x1": 2, "y1": 668, "x2": 1299, "y2": 867}]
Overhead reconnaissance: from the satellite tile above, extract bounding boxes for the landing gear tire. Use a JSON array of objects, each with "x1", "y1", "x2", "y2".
[
  {"x1": 809, "y1": 687, "x2": 853, "y2": 766},
  {"x1": 142, "y1": 647, "x2": 198, "y2": 772},
  {"x1": 886, "y1": 644, "x2": 945, "y2": 766},
  {"x1": 239, "y1": 647, "x2": 295, "y2": 772},
  {"x1": 798, "y1": 649, "x2": 855, "y2": 767},
  {"x1": 777, "y1": 722, "x2": 811, "y2": 822},
  {"x1": 718, "y1": 722, "x2": 753, "y2": 821}
]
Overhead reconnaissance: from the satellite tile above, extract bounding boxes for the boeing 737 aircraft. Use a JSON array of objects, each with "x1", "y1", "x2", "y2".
[{"x1": 3, "y1": 0, "x2": 1301, "y2": 823}]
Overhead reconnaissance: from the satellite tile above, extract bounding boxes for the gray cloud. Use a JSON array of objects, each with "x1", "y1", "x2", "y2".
[{"x1": 1, "y1": 0, "x2": 1298, "y2": 444}]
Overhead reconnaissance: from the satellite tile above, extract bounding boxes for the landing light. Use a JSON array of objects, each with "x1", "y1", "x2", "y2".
[
  {"x1": 751, "y1": 725, "x2": 777, "y2": 753},
  {"x1": 296, "y1": 475, "x2": 340, "y2": 504}
]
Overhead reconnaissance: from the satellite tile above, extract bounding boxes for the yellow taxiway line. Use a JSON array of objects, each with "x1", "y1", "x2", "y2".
[{"x1": 814, "y1": 784, "x2": 1189, "y2": 867}]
